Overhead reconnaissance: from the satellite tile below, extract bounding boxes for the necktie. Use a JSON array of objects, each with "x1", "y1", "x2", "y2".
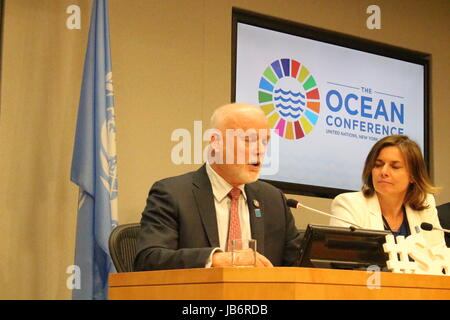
[{"x1": 226, "y1": 187, "x2": 242, "y2": 251}]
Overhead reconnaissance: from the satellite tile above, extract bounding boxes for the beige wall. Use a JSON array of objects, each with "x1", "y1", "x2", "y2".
[{"x1": 0, "y1": 0, "x2": 448, "y2": 299}]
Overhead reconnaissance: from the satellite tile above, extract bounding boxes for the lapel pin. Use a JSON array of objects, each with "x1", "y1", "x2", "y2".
[
  {"x1": 253, "y1": 200, "x2": 260, "y2": 208},
  {"x1": 255, "y1": 209, "x2": 262, "y2": 218}
]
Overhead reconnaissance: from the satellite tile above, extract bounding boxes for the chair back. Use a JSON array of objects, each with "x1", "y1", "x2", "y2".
[
  {"x1": 437, "y1": 202, "x2": 450, "y2": 247},
  {"x1": 109, "y1": 223, "x2": 140, "y2": 273}
]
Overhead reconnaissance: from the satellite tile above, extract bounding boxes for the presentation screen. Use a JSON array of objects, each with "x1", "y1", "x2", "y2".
[{"x1": 232, "y1": 9, "x2": 429, "y2": 198}]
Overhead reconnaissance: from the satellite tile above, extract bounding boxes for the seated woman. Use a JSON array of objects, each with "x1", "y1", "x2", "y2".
[{"x1": 330, "y1": 135, "x2": 445, "y2": 249}]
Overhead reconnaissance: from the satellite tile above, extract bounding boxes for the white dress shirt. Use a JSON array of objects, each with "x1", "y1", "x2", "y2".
[
  {"x1": 203, "y1": 163, "x2": 252, "y2": 267},
  {"x1": 205, "y1": 162, "x2": 252, "y2": 251}
]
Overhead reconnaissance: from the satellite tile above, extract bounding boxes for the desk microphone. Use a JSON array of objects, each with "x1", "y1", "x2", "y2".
[
  {"x1": 286, "y1": 199, "x2": 363, "y2": 229},
  {"x1": 420, "y1": 222, "x2": 450, "y2": 234}
]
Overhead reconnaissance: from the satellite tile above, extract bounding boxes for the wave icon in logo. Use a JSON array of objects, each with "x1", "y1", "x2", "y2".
[{"x1": 258, "y1": 58, "x2": 320, "y2": 139}]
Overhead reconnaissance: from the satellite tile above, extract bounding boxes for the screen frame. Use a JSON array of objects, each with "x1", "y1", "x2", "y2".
[
  {"x1": 297, "y1": 224, "x2": 390, "y2": 271},
  {"x1": 231, "y1": 8, "x2": 430, "y2": 199}
]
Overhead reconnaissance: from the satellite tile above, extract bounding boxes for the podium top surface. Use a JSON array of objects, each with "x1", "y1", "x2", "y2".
[{"x1": 110, "y1": 267, "x2": 450, "y2": 290}]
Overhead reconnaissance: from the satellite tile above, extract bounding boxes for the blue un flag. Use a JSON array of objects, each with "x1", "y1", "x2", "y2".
[{"x1": 70, "y1": 0, "x2": 118, "y2": 300}]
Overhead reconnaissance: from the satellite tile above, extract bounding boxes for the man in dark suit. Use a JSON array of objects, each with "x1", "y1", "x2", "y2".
[{"x1": 134, "y1": 103, "x2": 301, "y2": 271}]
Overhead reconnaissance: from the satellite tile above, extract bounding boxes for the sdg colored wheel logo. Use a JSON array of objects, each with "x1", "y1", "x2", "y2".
[{"x1": 258, "y1": 58, "x2": 320, "y2": 140}]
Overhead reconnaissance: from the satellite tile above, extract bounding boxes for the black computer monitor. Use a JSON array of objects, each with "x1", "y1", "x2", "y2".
[{"x1": 297, "y1": 224, "x2": 390, "y2": 271}]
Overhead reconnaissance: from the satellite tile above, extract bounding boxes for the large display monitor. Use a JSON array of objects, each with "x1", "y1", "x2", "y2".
[
  {"x1": 232, "y1": 8, "x2": 430, "y2": 198},
  {"x1": 297, "y1": 224, "x2": 390, "y2": 271}
]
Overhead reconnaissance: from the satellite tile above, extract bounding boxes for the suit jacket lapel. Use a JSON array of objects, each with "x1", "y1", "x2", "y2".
[
  {"x1": 367, "y1": 193, "x2": 384, "y2": 229},
  {"x1": 405, "y1": 205, "x2": 420, "y2": 234},
  {"x1": 367, "y1": 193, "x2": 419, "y2": 232},
  {"x1": 192, "y1": 165, "x2": 220, "y2": 248},
  {"x1": 245, "y1": 183, "x2": 265, "y2": 255}
]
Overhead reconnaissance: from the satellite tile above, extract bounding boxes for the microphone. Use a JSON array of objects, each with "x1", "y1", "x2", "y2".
[
  {"x1": 286, "y1": 199, "x2": 363, "y2": 229},
  {"x1": 420, "y1": 222, "x2": 450, "y2": 234}
]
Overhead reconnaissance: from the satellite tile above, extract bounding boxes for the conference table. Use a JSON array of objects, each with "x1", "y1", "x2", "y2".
[{"x1": 109, "y1": 267, "x2": 450, "y2": 300}]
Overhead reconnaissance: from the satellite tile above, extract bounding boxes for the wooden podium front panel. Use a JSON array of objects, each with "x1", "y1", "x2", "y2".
[
  {"x1": 109, "y1": 267, "x2": 450, "y2": 300},
  {"x1": 109, "y1": 268, "x2": 298, "y2": 300}
]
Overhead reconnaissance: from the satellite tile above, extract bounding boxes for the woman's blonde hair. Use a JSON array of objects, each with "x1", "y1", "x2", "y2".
[{"x1": 361, "y1": 135, "x2": 437, "y2": 210}]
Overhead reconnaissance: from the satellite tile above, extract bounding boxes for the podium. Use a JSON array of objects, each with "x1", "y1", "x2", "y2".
[{"x1": 109, "y1": 267, "x2": 450, "y2": 299}]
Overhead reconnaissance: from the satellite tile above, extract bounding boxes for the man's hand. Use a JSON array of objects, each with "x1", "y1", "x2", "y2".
[
  {"x1": 211, "y1": 251, "x2": 273, "y2": 268},
  {"x1": 255, "y1": 252, "x2": 273, "y2": 267}
]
